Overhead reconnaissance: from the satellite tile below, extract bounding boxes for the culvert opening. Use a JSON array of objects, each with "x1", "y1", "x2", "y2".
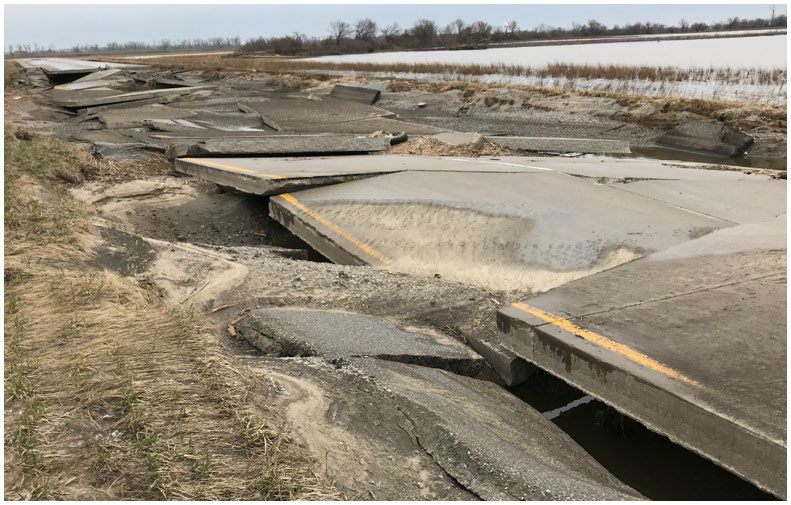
[{"x1": 508, "y1": 369, "x2": 776, "y2": 501}]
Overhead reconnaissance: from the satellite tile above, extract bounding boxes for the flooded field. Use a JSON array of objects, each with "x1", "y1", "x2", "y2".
[{"x1": 311, "y1": 35, "x2": 787, "y2": 69}]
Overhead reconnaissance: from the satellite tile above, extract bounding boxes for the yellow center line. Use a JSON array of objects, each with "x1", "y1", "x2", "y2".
[
  {"x1": 181, "y1": 158, "x2": 285, "y2": 179},
  {"x1": 512, "y1": 302, "x2": 698, "y2": 385},
  {"x1": 279, "y1": 193, "x2": 391, "y2": 265}
]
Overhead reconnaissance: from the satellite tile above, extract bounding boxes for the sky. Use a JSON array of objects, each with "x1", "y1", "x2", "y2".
[{"x1": 4, "y1": 3, "x2": 787, "y2": 50}]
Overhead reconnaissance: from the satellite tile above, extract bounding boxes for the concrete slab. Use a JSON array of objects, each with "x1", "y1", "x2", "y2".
[
  {"x1": 72, "y1": 68, "x2": 125, "y2": 82},
  {"x1": 142, "y1": 118, "x2": 208, "y2": 131},
  {"x1": 330, "y1": 84, "x2": 381, "y2": 104},
  {"x1": 97, "y1": 105, "x2": 198, "y2": 129},
  {"x1": 15, "y1": 57, "x2": 143, "y2": 75},
  {"x1": 50, "y1": 86, "x2": 207, "y2": 108},
  {"x1": 486, "y1": 136, "x2": 631, "y2": 154},
  {"x1": 609, "y1": 179, "x2": 786, "y2": 224},
  {"x1": 173, "y1": 155, "x2": 545, "y2": 196},
  {"x1": 350, "y1": 358, "x2": 641, "y2": 500},
  {"x1": 76, "y1": 95, "x2": 176, "y2": 115},
  {"x1": 235, "y1": 308, "x2": 484, "y2": 376},
  {"x1": 176, "y1": 154, "x2": 772, "y2": 185},
  {"x1": 53, "y1": 79, "x2": 123, "y2": 91},
  {"x1": 239, "y1": 96, "x2": 393, "y2": 129},
  {"x1": 268, "y1": 170, "x2": 729, "y2": 291},
  {"x1": 497, "y1": 244, "x2": 787, "y2": 497},
  {"x1": 171, "y1": 135, "x2": 391, "y2": 158}
]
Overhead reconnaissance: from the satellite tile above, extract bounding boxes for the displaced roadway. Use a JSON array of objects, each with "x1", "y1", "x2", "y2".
[{"x1": 176, "y1": 152, "x2": 786, "y2": 497}]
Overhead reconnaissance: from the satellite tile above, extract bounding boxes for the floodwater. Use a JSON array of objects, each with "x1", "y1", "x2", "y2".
[
  {"x1": 509, "y1": 369, "x2": 776, "y2": 500},
  {"x1": 310, "y1": 35, "x2": 787, "y2": 70}
]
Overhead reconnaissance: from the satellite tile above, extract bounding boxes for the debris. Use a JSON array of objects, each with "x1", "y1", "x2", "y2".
[
  {"x1": 485, "y1": 136, "x2": 631, "y2": 155},
  {"x1": 330, "y1": 84, "x2": 382, "y2": 105},
  {"x1": 656, "y1": 120, "x2": 754, "y2": 157}
]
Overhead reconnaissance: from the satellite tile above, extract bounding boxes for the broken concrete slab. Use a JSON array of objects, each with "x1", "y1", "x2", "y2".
[
  {"x1": 485, "y1": 136, "x2": 631, "y2": 154},
  {"x1": 173, "y1": 155, "x2": 546, "y2": 197},
  {"x1": 497, "y1": 244, "x2": 787, "y2": 498},
  {"x1": 50, "y1": 86, "x2": 208, "y2": 109},
  {"x1": 97, "y1": 105, "x2": 198, "y2": 129},
  {"x1": 72, "y1": 68, "x2": 125, "y2": 83},
  {"x1": 53, "y1": 79, "x2": 127, "y2": 91},
  {"x1": 350, "y1": 358, "x2": 641, "y2": 500},
  {"x1": 269, "y1": 170, "x2": 729, "y2": 291},
  {"x1": 70, "y1": 130, "x2": 136, "y2": 144},
  {"x1": 236, "y1": 308, "x2": 484, "y2": 376},
  {"x1": 143, "y1": 118, "x2": 208, "y2": 131},
  {"x1": 330, "y1": 84, "x2": 382, "y2": 105},
  {"x1": 15, "y1": 57, "x2": 143, "y2": 77},
  {"x1": 75, "y1": 95, "x2": 177, "y2": 115},
  {"x1": 656, "y1": 120, "x2": 754, "y2": 157},
  {"x1": 171, "y1": 135, "x2": 391, "y2": 158},
  {"x1": 238, "y1": 96, "x2": 397, "y2": 132},
  {"x1": 91, "y1": 142, "x2": 157, "y2": 160}
]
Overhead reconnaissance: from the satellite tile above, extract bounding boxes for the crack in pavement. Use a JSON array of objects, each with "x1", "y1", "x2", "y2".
[{"x1": 534, "y1": 271, "x2": 785, "y2": 325}]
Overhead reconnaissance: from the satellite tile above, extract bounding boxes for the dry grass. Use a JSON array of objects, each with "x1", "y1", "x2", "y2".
[
  {"x1": 4, "y1": 129, "x2": 340, "y2": 500},
  {"x1": 107, "y1": 54, "x2": 787, "y2": 85}
]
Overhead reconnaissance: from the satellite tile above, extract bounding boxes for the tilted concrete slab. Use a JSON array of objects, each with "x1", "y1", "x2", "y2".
[
  {"x1": 174, "y1": 155, "x2": 546, "y2": 196},
  {"x1": 49, "y1": 86, "x2": 208, "y2": 108},
  {"x1": 14, "y1": 57, "x2": 143, "y2": 75},
  {"x1": 496, "y1": 229, "x2": 787, "y2": 497},
  {"x1": 485, "y1": 136, "x2": 631, "y2": 154},
  {"x1": 350, "y1": 358, "x2": 642, "y2": 500},
  {"x1": 72, "y1": 68, "x2": 125, "y2": 82},
  {"x1": 53, "y1": 79, "x2": 125, "y2": 91},
  {"x1": 237, "y1": 96, "x2": 444, "y2": 134},
  {"x1": 97, "y1": 105, "x2": 198, "y2": 128},
  {"x1": 330, "y1": 84, "x2": 381, "y2": 104},
  {"x1": 235, "y1": 308, "x2": 484, "y2": 376},
  {"x1": 174, "y1": 154, "x2": 773, "y2": 187},
  {"x1": 171, "y1": 135, "x2": 391, "y2": 158},
  {"x1": 268, "y1": 170, "x2": 730, "y2": 291}
]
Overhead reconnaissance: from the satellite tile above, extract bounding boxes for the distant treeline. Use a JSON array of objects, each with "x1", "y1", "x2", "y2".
[
  {"x1": 5, "y1": 14, "x2": 787, "y2": 58},
  {"x1": 5, "y1": 37, "x2": 242, "y2": 58},
  {"x1": 241, "y1": 14, "x2": 788, "y2": 56}
]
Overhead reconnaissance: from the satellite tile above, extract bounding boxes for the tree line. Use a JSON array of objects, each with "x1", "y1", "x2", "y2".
[
  {"x1": 5, "y1": 14, "x2": 786, "y2": 58},
  {"x1": 6, "y1": 37, "x2": 242, "y2": 58}
]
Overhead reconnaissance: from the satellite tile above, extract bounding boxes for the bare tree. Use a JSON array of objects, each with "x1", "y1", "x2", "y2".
[
  {"x1": 505, "y1": 20, "x2": 519, "y2": 35},
  {"x1": 411, "y1": 19, "x2": 438, "y2": 46},
  {"x1": 328, "y1": 21, "x2": 352, "y2": 47},
  {"x1": 381, "y1": 23, "x2": 402, "y2": 42},
  {"x1": 354, "y1": 18, "x2": 377, "y2": 40},
  {"x1": 468, "y1": 20, "x2": 493, "y2": 41},
  {"x1": 770, "y1": 5, "x2": 776, "y2": 25}
]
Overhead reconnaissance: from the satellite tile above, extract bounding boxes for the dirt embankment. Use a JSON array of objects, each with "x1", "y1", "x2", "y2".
[{"x1": 3, "y1": 127, "x2": 339, "y2": 500}]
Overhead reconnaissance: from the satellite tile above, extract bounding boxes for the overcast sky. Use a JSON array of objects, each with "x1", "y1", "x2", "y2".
[{"x1": 4, "y1": 3, "x2": 786, "y2": 49}]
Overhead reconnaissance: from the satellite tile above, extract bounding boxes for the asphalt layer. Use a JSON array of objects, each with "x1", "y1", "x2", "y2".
[{"x1": 236, "y1": 308, "x2": 484, "y2": 376}]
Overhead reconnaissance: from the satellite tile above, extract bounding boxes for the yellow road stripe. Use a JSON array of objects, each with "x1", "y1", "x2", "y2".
[
  {"x1": 512, "y1": 302, "x2": 698, "y2": 385},
  {"x1": 279, "y1": 193, "x2": 391, "y2": 265},
  {"x1": 181, "y1": 158, "x2": 285, "y2": 179}
]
